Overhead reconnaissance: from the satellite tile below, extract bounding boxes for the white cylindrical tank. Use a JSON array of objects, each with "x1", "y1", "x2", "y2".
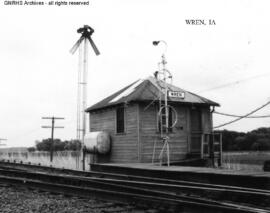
[{"x1": 84, "y1": 131, "x2": 111, "y2": 154}]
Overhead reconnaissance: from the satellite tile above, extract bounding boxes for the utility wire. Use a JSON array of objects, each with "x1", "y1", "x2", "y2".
[
  {"x1": 214, "y1": 100, "x2": 270, "y2": 129},
  {"x1": 214, "y1": 111, "x2": 270, "y2": 118},
  {"x1": 199, "y1": 72, "x2": 270, "y2": 93}
]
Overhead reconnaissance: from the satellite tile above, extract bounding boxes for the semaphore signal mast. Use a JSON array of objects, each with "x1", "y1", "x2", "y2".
[{"x1": 70, "y1": 25, "x2": 100, "y2": 160}]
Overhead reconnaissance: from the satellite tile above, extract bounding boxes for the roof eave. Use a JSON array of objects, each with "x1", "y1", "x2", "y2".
[{"x1": 86, "y1": 99, "x2": 220, "y2": 113}]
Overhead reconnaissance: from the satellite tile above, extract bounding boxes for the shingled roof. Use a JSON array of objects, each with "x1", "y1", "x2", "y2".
[{"x1": 86, "y1": 76, "x2": 219, "y2": 112}]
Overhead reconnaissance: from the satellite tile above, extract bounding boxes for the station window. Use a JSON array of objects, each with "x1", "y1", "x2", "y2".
[{"x1": 116, "y1": 107, "x2": 125, "y2": 133}]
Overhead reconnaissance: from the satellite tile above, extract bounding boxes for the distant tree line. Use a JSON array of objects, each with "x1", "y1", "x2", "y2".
[
  {"x1": 28, "y1": 139, "x2": 81, "y2": 152},
  {"x1": 28, "y1": 127, "x2": 270, "y2": 152},
  {"x1": 220, "y1": 127, "x2": 270, "y2": 151}
]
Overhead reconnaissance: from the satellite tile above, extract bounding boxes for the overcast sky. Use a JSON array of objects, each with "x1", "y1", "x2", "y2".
[{"x1": 0, "y1": 0, "x2": 270, "y2": 147}]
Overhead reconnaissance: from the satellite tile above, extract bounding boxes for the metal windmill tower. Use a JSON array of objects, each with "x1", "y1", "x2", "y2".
[{"x1": 70, "y1": 25, "x2": 100, "y2": 148}]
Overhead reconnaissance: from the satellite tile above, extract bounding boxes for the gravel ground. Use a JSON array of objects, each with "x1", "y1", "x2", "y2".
[{"x1": 0, "y1": 184, "x2": 159, "y2": 213}]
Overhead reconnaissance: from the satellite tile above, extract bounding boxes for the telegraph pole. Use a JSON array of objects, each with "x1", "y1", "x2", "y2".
[
  {"x1": 0, "y1": 138, "x2": 7, "y2": 146},
  {"x1": 42, "y1": 117, "x2": 64, "y2": 162}
]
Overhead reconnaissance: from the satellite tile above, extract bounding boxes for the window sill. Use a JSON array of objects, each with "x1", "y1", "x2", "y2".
[{"x1": 115, "y1": 132, "x2": 126, "y2": 135}]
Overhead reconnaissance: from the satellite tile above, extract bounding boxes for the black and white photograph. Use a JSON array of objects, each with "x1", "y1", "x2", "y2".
[{"x1": 0, "y1": 0, "x2": 269, "y2": 212}]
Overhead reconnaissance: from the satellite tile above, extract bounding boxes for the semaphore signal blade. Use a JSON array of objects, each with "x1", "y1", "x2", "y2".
[
  {"x1": 70, "y1": 36, "x2": 84, "y2": 54},
  {"x1": 88, "y1": 37, "x2": 100, "y2": 55}
]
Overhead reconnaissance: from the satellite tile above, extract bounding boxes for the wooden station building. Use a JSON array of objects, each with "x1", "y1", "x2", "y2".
[{"x1": 86, "y1": 76, "x2": 220, "y2": 164}]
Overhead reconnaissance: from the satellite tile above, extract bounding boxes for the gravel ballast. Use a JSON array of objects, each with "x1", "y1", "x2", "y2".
[{"x1": 0, "y1": 184, "x2": 158, "y2": 213}]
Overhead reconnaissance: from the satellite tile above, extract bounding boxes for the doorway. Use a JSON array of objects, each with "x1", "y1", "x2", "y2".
[{"x1": 190, "y1": 108, "x2": 202, "y2": 153}]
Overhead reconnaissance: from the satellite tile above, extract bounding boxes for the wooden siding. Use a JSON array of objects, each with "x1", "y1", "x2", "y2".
[
  {"x1": 89, "y1": 101, "x2": 213, "y2": 164},
  {"x1": 138, "y1": 103, "x2": 189, "y2": 163},
  {"x1": 201, "y1": 107, "x2": 212, "y2": 133},
  {"x1": 89, "y1": 103, "x2": 139, "y2": 163}
]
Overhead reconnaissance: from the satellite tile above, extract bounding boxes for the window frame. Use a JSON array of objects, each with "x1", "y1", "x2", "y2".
[{"x1": 115, "y1": 106, "x2": 126, "y2": 134}]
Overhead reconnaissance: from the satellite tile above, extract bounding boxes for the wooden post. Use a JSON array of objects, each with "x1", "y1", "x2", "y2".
[
  {"x1": 167, "y1": 141, "x2": 170, "y2": 166},
  {"x1": 200, "y1": 134, "x2": 204, "y2": 159},
  {"x1": 50, "y1": 117, "x2": 55, "y2": 162},
  {"x1": 209, "y1": 133, "x2": 214, "y2": 167},
  {"x1": 218, "y1": 133, "x2": 223, "y2": 167},
  {"x1": 82, "y1": 148, "x2": 85, "y2": 171},
  {"x1": 42, "y1": 117, "x2": 64, "y2": 163}
]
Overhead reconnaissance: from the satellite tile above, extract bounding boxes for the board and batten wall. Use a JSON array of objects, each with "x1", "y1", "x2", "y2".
[
  {"x1": 138, "y1": 103, "x2": 189, "y2": 163},
  {"x1": 89, "y1": 103, "x2": 139, "y2": 163}
]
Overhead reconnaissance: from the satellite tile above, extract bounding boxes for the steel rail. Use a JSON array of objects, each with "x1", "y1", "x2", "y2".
[
  {"x1": 0, "y1": 160, "x2": 268, "y2": 194},
  {"x1": 0, "y1": 167, "x2": 269, "y2": 211},
  {"x1": 0, "y1": 174, "x2": 267, "y2": 213}
]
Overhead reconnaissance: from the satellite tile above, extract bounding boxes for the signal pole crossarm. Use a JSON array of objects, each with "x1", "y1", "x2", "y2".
[
  {"x1": 0, "y1": 138, "x2": 7, "y2": 146},
  {"x1": 42, "y1": 117, "x2": 65, "y2": 120}
]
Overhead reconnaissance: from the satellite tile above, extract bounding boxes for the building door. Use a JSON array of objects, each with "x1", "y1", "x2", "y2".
[{"x1": 190, "y1": 108, "x2": 202, "y2": 153}]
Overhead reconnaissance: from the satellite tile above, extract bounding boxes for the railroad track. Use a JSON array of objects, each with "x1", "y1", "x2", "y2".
[
  {"x1": 0, "y1": 161, "x2": 269, "y2": 212},
  {"x1": 0, "y1": 160, "x2": 268, "y2": 193}
]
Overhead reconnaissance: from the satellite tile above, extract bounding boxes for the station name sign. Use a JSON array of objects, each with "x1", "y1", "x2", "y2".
[{"x1": 168, "y1": 91, "x2": 185, "y2": 99}]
